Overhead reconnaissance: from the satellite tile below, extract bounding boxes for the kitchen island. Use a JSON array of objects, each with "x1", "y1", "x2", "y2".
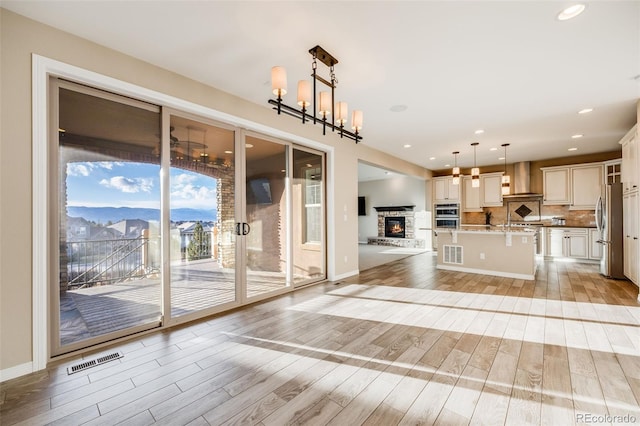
[{"x1": 436, "y1": 225, "x2": 537, "y2": 280}]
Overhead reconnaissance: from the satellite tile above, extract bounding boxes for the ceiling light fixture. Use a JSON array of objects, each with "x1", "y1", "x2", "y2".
[
  {"x1": 403, "y1": 144, "x2": 411, "y2": 148},
  {"x1": 475, "y1": 129, "x2": 485, "y2": 135},
  {"x1": 451, "y1": 151, "x2": 460, "y2": 185},
  {"x1": 501, "y1": 143, "x2": 511, "y2": 196},
  {"x1": 471, "y1": 142, "x2": 480, "y2": 188},
  {"x1": 269, "y1": 45, "x2": 363, "y2": 143},
  {"x1": 578, "y1": 108, "x2": 593, "y2": 114},
  {"x1": 572, "y1": 134, "x2": 583, "y2": 139},
  {"x1": 557, "y1": 4, "x2": 586, "y2": 21},
  {"x1": 429, "y1": 157, "x2": 436, "y2": 160},
  {"x1": 568, "y1": 147, "x2": 578, "y2": 151}
]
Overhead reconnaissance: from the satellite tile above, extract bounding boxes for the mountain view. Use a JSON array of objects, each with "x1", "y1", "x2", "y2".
[{"x1": 67, "y1": 206, "x2": 217, "y2": 223}]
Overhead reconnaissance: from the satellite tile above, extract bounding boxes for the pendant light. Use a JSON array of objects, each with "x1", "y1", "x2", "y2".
[
  {"x1": 471, "y1": 142, "x2": 480, "y2": 188},
  {"x1": 501, "y1": 143, "x2": 511, "y2": 195},
  {"x1": 451, "y1": 151, "x2": 460, "y2": 185}
]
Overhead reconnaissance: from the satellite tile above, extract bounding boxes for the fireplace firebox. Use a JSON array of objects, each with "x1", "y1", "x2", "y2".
[{"x1": 385, "y1": 216, "x2": 406, "y2": 238}]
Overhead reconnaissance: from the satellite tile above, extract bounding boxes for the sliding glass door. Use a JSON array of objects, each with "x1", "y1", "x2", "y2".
[
  {"x1": 53, "y1": 81, "x2": 163, "y2": 355},
  {"x1": 51, "y1": 79, "x2": 326, "y2": 356},
  {"x1": 244, "y1": 135, "x2": 289, "y2": 299},
  {"x1": 168, "y1": 114, "x2": 238, "y2": 318}
]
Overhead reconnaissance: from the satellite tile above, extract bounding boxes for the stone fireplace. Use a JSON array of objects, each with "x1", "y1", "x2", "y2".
[{"x1": 367, "y1": 205, "x2": 424, "y2": 248}]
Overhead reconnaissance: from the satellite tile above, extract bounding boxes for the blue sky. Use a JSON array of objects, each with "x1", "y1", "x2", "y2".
[{"x1": 66, "y1": 161, "x2": 217, "y2": 210}]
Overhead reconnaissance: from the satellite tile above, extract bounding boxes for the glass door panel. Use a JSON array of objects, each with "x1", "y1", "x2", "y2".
[
  {"x1": 292, "y1": 148, "x2": 326, "y2": 286},
  {"x1": 244, "y1": 135, "x2": 288, "y2": 298},
  {"x1": 169, "y1": 115, "x2": 237, "y2": 318},
  {"x1": 55, "y1": 83, "x2": 162, "y2": 354}
]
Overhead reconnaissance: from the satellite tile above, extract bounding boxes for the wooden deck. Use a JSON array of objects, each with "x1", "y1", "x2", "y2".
[
  {"x1": 60, "y1": 259, "x2": 287, "y2": 345},
  {"x1": 2, "y1": 253, "x2": 639, "y2": 425}
]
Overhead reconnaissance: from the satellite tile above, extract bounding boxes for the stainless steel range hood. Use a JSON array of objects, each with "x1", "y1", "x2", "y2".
[{"x1": 502, "y1": 161, "x2": 543, "y2": 199}]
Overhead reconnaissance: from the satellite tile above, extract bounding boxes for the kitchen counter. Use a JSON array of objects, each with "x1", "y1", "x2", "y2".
[
  {"x1": 445, "y1": 225, "x2": 537, "y2": 234},
  {"x1": 541, "y1": 225, "x2": 596, "y2": 228},
  {"x1": 436, "y1": 227, "x2": 536, "y2": 280}
]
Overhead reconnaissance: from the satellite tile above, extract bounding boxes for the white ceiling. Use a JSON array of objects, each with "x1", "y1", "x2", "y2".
[{"x1": 4, "y1": 1, "x2": 639, "y2": 173}]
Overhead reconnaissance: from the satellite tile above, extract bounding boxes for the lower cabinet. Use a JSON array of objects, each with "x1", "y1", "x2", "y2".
[
  {"x1": 624, "y1": 192, "x2": 639, "y2": 285},
  {"x1": 589, "y1": 228, "x2": 602, "y2": 260},
  {"x1": 544, "y1": 227, "x2": 596, "y2": 260}
]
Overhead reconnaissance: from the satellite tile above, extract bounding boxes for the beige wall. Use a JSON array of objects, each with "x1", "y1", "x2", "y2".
[{"x1": 0, "y1": 9, "x2": 429, "y2": 373}]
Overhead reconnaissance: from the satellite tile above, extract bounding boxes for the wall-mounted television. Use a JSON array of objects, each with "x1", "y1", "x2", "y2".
[
  {"x1": 358, "y1": 196, "x2": 366, "y2": 216},
  {"x1": 248, "y1": 177, "x2": 272, "y2": 205}
]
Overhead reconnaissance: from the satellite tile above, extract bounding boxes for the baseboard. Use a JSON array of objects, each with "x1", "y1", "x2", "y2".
[
  {"x1": 0, "y1": 361, "x2": 33, "y2": 383},
  {"x1": 330, "y1": 269, "x2": 359, "y2": 281},
  {"x1": 436, "y1": 264, "x2": 535, "y2": 280}
]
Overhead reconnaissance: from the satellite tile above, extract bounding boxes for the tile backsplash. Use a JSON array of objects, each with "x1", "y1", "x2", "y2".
[{"x1": 463, "y1": 204, "x2": 596, "y2": 227}]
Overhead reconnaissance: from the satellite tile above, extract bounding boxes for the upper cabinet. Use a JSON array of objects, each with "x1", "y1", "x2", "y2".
[
  {"x1": 542, "y1": 167, "x2": 571, "y2": 205},
  {"x1": 433, "y1": 176, "x2": 460, "y2": 203},
  {"x1": 570, "y1": 164, "x2": 603, "y2": 210},
  {"x1": 481, "y1": 172, "x2": 504, "y2": 207},
  {"x1": 621, "y1": 125, "x2": 638, "y2": 194},
  {"x1": 541, "y1": 163, "x2": 603, "y2": 210},
  {"x1": 462, "y1": 176, "x2": 482, "y2": 212}
]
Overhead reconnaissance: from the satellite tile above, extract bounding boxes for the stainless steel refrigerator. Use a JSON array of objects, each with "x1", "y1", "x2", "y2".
[{"x1": 596, "y1": 183, "x2": 624, "y2": 279}]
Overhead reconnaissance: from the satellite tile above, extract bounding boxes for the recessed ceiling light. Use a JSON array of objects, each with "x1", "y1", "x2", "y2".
[
  {"x1": 403, "y1": 144, "x2": 411, "y2": 148},
  {"x1": 557, "y1": 4, "x2": 586, "y2": 21},
  {"x1": 568, "y1": 147, "x2": 578, "y2": 151},
  {"x1": 429, "y1": 157, "x2": 436, "y2": 160},
  {"x1": 224, "y1": 150, "x2": 233, "y2": 154},
  {"x1": 578, "y1": 108, "x2": 593, "y2": 114},
  {"x1": 490, "y1": 147, "x2": 498, "y2": 151},
  {"x1": 445, "y1": 164, "x2": 451, "y2": 167},
  {"x1": 475, "y1": 129, "x2": 484, "y2": 135},
  {"x1": 245, "y1": 143, "x2": 254, "y2": 148},
  {"x1": 390, "y1": 105, "x2": 408, "y2": 112},
  {"x1": 498, "y1": 157, "x2": 505, "y2": 160},
  {"x1": 572, "y1": 134, "x2": 583, "y2": 139}
]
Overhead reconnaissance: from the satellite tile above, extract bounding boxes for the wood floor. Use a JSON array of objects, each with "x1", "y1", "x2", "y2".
[{"x1": 1, "y1": 253, "x2": 639, "y2": 425}]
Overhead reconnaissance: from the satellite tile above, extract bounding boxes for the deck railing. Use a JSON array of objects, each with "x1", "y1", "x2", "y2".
[{"x1": 66, "y1": 236, "x2": 157, "y2": 289}]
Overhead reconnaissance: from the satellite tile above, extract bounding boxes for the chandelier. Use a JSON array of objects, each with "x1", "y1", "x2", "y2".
[{"x1": 269, "y1": 45, "x2": 363, "y2": 143}]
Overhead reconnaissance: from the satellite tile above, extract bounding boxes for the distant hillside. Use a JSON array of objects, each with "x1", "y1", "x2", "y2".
[{"x1": 67, "y1": 206, "x2": 217, "y2": 223}]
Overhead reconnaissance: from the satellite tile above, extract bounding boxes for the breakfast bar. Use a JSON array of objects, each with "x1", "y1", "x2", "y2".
[{"x1": 436, "y1": 226, "x2": 537, "y2": 280}]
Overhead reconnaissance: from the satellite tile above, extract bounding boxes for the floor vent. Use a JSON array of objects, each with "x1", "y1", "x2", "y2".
[
  {"x1": 443, "y1": 245, "x2": 463, "y2": 265},
  {"x1": 67, "y1": 351, "x2": 123, "y2": 375}
]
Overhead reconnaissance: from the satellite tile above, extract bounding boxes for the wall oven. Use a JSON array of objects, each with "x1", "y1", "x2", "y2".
[{"x1": 434, "y1": 203, "x2": 460, "y2": 229}]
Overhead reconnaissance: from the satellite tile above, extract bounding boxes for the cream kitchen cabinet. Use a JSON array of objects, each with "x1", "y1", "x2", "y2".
[
  {"x1": 621, "y1": 125, "x2": 638, "y2": 193},
  {"x1": 542, "y1": 167, "x2": 570, "y2": 205},
  {"x1": 433, "y1": 176, "x2": 460, "y2": 203},
  {"x1": 624, "y1": 191, "x2": 639, "y2": 285},
  {"x1": 462, "y1": 176, "x2": 482, "y2": 212},
  {"x1": 589, "y1": 228, "x2": 603, "y2": 260},
  {"x1": 564, "y1": 228, "x2": 589, "y2": 259},
  {"x1": 481, "y1": 172, "x2": 503, "y2": 207},
  {"x1": 570, "y1": 164, "x2": 603, "y2": 210},
  {"x1": 544, "y1": 227, "x2": 592, "y2": 260},
  {"x1": 541, "y1": 163, "x2": 603, "y2": 209}
]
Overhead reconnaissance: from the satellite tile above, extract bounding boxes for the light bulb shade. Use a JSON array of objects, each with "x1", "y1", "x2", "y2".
[
  {"x1": 351, "y1": 110, "x2": 363, "y2": 131},
  {"x1": 452, "y1": 166, "x2": 460, "y2": 185},
  {"x1": 336, "y1": 101, "x2": 348, "y2": 124},
  {"x1": 501, "y1": 175, "x2": 511, "y2": 195},
  {"x1": 471, "y1": 167, "x2": 480, "y2": 188},
  {"x1": 319, "y1": 91, "x2": 331, "y2": 116},
  {"x1": 297, "y1": 80, "x2": 311, "y2": 107},
  {"x1": 271, "y1": 66, "x2": 287, "y2": 96}
]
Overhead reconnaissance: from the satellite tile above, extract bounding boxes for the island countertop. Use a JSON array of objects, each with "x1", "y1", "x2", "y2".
[{"x1": 436, "y1": 225, "x2": 537, "y2": 234}]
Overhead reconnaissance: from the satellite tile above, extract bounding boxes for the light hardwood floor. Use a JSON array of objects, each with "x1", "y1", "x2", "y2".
[{"x1": 1, "y1": 254, "x2": 639, "y2": 425}]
